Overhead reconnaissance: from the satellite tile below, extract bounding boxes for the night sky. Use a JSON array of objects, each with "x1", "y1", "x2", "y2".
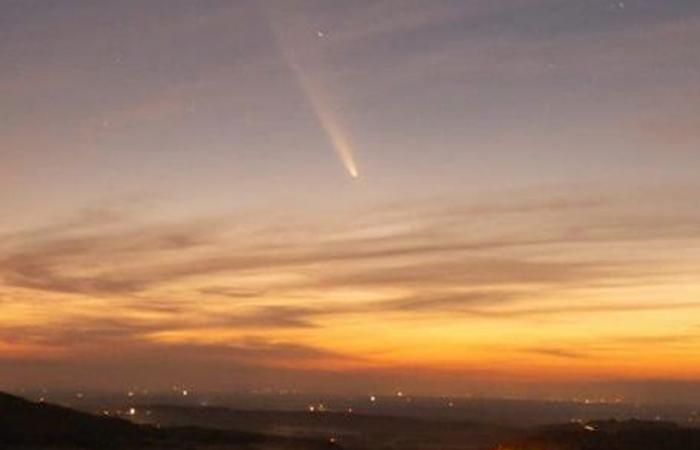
[{"x1": 2, "y1": 0, "x2": 700, "y2": 400}]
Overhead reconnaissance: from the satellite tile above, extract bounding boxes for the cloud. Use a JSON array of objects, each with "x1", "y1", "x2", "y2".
[
  {"x1": 197, "y1": 286, "x2": 267, "y2": 299},
  {"x1": 603, "y1": 332, "x2": 700, "y2": 347},
  {"x1": 210, "y1": 305, "x2": 321, "y2": 329},
  {"x1": 317, "y1": 258, "x2": 614, "y2": 290},
  {"x1": 0, "y1": 312, "x2": 348, "y2": 364},
  {"x1": 0, "y1": 208, "x2": 235, "y2": 295},
  {"x1": 0, "y1": 336, "x2": 358, "y2": 390},
  {"x1": 2, "y1": 189, "x2": 699, "y2": 301},
  {"x1": 190, "y1": 293, "x2": 700, "y2": 327},
  {"x1": 461, "y1": 301, "x2": 700, "y2": 319},
  {"x1": 523, "y1": 347, "x2": 591, "y2": 360},
  {"x1": 1, "y1": 189, "x2": 700, "y2": 392},
  {"x1": 373, "y1": 291, "x2": 520, "y2": 312},
  {"x1": 0, "y1": 318, "x2": 159, "y2": 347}
]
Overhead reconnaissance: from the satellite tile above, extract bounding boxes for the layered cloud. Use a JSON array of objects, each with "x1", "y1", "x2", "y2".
[{"x1": 1, "y1": 187, "x2": 700, "y2": 391}]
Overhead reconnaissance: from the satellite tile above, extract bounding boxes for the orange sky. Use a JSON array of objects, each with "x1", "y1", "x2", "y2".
[
  {"x1": 2, "y1": 188, "x2": 700, "y2": 397},
  {"x1": 2, "y1": 0, "x2": 700, "y2": 400}
]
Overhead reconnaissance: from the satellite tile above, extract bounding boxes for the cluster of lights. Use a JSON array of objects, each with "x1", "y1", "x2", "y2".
[
  {"x1": 574, "y1": 396, "x2": 624, "y2": 405},
  {"x1": 126, "y1": 389, "x2": 150, "y2": 398},
  {"x1": 308, "y1": 403, "x2": 327, "y2": 412}
]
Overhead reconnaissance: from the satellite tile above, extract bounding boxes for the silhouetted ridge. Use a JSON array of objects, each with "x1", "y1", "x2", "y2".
[
  {"x1": 0, "y1": 391, "x2": 145, "y2": 446},
  {"x1": 0, "y1": 391, "x2": 336, "y2": 449},
  {"x1": 502, "y1": 419, "x2": 700, "y2": 450}
]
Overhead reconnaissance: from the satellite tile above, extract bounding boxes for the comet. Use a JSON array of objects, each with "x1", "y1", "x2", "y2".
[
  {"x1": 264, "y1": 11, "x2": 360, "y2": 179},
  {"x1": 286, "y1": 57, "x2": 360, "y2": 179}
]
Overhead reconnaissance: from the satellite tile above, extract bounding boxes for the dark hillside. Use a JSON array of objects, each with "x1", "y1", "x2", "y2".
[
  {"x1": 0, "y1": 391, "x2": 146, "y2": 447},
  {"x1": 502, "y1": 420, "x2": 700, "y2": 450},
  {"x1": 0, "y1": 392, "x2": 330, "y2": 449}
]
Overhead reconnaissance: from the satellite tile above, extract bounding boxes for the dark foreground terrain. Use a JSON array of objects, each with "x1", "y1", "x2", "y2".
[
  {"x1": 502, "y1": 420, "x2": 700, "y2": 450},
  {"x1": 0, "y1": 392, "x2": 330, "y2": 450},
  {"x1": 2, "y1": 392, "x2": 700, "y2": 450},
  {"x1": 136, "y1": 404, "x2": 512, "y2": 450}
]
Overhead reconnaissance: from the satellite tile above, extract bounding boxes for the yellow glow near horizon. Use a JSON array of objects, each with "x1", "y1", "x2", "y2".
[{"x1": 2, "y1": 188, "x2": 700, "y2": 393}]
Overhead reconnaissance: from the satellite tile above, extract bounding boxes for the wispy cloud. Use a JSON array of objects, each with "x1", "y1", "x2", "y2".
[
  {"x1": 2, "y1": 190, "x2": 698, "y2": 298},
  {"x1": 523, "y1": 347, "x2": 591, "y2": 360},
  {"x1": 2, "y1": 189, "x2": 700, "y2": 386}
]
